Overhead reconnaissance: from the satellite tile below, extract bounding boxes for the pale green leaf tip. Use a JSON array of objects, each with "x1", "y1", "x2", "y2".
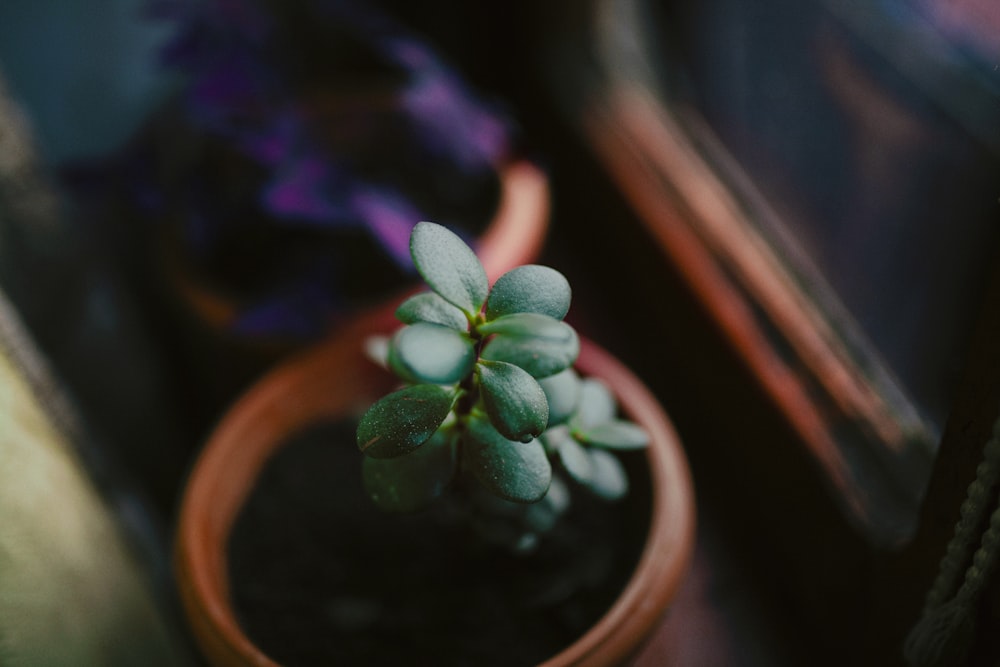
[{"x1": 410, "y1": 221, "x2": 488, "y2": 315}]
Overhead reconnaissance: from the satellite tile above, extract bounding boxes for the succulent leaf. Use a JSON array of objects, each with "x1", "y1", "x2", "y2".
[
  {"x1": 464, "y1": 416, "x2": 551, "y2": 503},
  {"x1": 570, "y1": 379, "x2": 617, "y2": 430},
  {"x1": 410, "y1": 221, "x2": 488, "y2": 316},
  {"x1": 476, "y1": 360, "x2": 549, "y2": 442},
  {"x1": 480, "y1": 321, "x2": 579, "y2": 378},
  {"x1": 585, "y1": 448, "x2": 629, "y2": 500},
  {"x1": 395, "y1": 292, "x2": 468, "y2": 330},
  {"x1": 523, "y1": 476, "x2": 570, "y2": 534},
  {"x1": 356, "y1": 384, "x2": 455, "y2": 459},
  {"x1": 477, "y1": 312, "x2": 566, "y2": 338},
  {"x1": 554, "y1": 430, "x2": 594, "y2": 486},
  {"x1": 537, "y1": 368, "x2": 581, "y2": 427},
  {"x1": 362, "y1": 429, "x2": 457, "y2": 512},
  {"x1": 576, "y1": 419, "x2": 650, "y2": 450},
  {"x1": 485, "y1": 265, "x2": 571, "y2": 320},
  {"x1": 363, "y1": 335, "x2": 390, "y2": 368},
  {"x1": 387, "y1": 322, "x2": 475, "y2": 385}
]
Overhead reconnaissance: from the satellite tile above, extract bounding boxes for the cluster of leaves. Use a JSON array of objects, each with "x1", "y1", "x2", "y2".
[{"x1": 356, "y1": 222, "x2": 648, "y2": 514}]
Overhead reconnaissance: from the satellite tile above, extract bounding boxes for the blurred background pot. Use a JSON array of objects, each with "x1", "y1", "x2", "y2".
[{"x1": 66, "y1": 0, "x2": 549, "y2": 433}]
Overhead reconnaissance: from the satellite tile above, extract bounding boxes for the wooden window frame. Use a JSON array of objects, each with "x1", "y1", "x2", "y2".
[
  {"x1": 574, "y1": 0, "x2": 969, "y2": 546},
  {"x1": 544, "y1": 0, "x2": 1000, "y2": 659}
]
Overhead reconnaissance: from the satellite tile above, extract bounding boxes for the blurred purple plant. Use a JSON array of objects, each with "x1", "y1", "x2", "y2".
[
  {"x1": 133, "y1": 0, "x2": 514, "y2": 337},
  {"x1": 149, "y1": 0, "x2": 509, "y2": 237}
]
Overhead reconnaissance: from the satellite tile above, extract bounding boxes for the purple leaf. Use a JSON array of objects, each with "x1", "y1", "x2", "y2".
[
  {"x1": 262, "y1": 156, "x2": 342, "y2": 221},
  {"x1": 350, "y1": 187, "x2": 420, "y2": 267}
]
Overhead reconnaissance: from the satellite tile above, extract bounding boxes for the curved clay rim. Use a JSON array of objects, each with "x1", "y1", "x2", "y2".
[
  {"x1": 175, "y1": 312, "x2": 695, "y2": 667},
  {"x1": 169, "y1": 159, "x2": 550, "y2": 332}
]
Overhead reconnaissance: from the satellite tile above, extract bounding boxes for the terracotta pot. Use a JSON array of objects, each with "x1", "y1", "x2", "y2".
[{"x1": 175, "y1": 308, "x2": 695, "y2": 667}]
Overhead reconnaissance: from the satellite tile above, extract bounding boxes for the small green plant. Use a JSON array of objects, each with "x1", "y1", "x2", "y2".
[{"x1": 356, "y1": 222, "x2": 648, "y2": 521}]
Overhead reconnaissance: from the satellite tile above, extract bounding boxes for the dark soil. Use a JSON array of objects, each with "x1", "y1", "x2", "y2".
[{"x1": 228, "y1": 420, "x2": 651, "y2": 666}]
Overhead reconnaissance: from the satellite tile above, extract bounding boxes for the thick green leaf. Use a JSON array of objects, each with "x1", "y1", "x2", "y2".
[
  {"x1": 410, "y1": 221, "x2": 488, "y2": 316},
  {"x1": 395, "y1": 292, "x2": 468, "y2": 331},
  {"x1": 585, "y1": 448, "x2": 628, "y2": 501},
  {"x1": 540, "y1": 423, "x2": 571, "y2": 455},
  {"x1": 363, "y1": 335, "x2": 390, "y2": 368},
  {"x1": 523, "y1": 476, "x2": 570, "y2": 534},
  {"x1": 464, "y1": 416, "x2": 551, "y2": 503},
  {"x1": 480, "y1": 320, "x2": 579, "y2": 378},
  {"x1": 356, "y1": 384, "x2": 455, "y2": 459},
  {"x1": 362, "y1": 430, "x2": 457, "y2": 512},
  {"x1": 570, "y1": 379, "x2": 617, "y2": 430},
  {"x1": 387, "y1": 323, "x2": 475, "y2": 385},
  {"x1": 537, "y1": 368, "x2": 581, "y2": 426},
  {"x1": 476, "y1": 360, "x2": 548, "y2": 442},
  {"x1": 577, "y1": 419, "x2": 649, "y2": 450},
  {"x1": 554, "y1": 431, "x2": 593, "y2": 486},
  {"x1": 477, "y1": 312, "x2": 567, "y2": 338},
  {"x1": 485, "y1": 265, "x2": 571, "y2": 320}
]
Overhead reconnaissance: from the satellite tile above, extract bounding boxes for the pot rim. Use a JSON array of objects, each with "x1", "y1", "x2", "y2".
[
  {"x1": 539, "y1": 338, "x2": 696, "y2": 666},
  {"x1": 175, "y1": 316, "x2": 695, "y2": 667}
]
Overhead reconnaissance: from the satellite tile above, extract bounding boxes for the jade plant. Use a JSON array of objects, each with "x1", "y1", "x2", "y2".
[{"x1": 356, "y1": 222, "x2": 648, "y2": 532}]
